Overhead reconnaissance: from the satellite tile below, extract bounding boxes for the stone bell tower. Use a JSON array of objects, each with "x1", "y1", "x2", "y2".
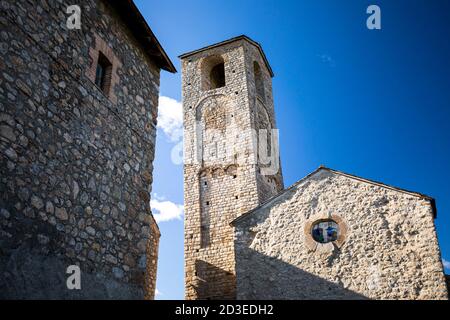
[{"x1": 180, "y1": 35, "x2": 284, "y2": 300}]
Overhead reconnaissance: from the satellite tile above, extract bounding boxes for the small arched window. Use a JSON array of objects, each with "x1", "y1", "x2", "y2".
[
  {"x1": 202, "y1": 55, "x2": 226, "y2": 91},
  {"x1": 253, "y1": 61, "x2": 265, "y2": 101}
]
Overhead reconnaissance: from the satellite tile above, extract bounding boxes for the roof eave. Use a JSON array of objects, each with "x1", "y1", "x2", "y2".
[{"x1": 110, "y1": 0, "x2": 176, "y2": 73}]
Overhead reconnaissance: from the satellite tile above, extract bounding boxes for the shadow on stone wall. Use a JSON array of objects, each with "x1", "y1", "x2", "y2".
[
  {"x1": 0, "y1": 221, "x2": 143, "y2": 300},
  {"x1": 192, "y1": 260, "x2": 236, "y2": 300},
  {"x1": 237, "y1": 249, "x2": 369, "y2": 300}
]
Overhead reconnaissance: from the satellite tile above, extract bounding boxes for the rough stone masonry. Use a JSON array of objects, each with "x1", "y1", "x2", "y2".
[
  {"x1": 180, "y1": 36, "x2": 284, "y2": 300},
  {"x1": 0, "y1": 0, "x2": 175, "y2": 299}
]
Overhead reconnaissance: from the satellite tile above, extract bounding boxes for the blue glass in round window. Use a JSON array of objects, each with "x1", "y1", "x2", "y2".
[{"x1": 312, "y1": 220, "x2": 339, "y2": 243}]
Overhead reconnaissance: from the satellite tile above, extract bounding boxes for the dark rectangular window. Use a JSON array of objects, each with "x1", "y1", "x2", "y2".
[{"x1": 94, "y1": 52, "x2": 112, "y2": 94}]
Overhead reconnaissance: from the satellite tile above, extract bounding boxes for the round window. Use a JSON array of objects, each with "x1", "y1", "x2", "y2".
[{"x1": 311, "y1": 220, "x2": 339, "y2": 243}]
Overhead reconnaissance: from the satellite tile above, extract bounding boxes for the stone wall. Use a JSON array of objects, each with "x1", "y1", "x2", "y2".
[
  {"x1": 182, "y1": 38, "x2": 283, "y2": 300},
  {"x1": 0, "y1": 0, "x2": 161, "y2": 299},
  {"x1": 233, "y1": 168, "x2": 448, "y2": 300}
]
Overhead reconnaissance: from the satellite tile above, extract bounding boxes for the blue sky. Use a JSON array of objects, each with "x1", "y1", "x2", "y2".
[{"x1": 134, "y1": 0, "x2": 450, "y2": 299}]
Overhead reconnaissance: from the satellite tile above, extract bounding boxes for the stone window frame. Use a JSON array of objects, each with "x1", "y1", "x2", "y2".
[
  {"x1": 86, "y1": 34, "x2": 122, "y2": 104},
  {"x1": 304, "y1": 214, "x2": 347, "y2": 252}
]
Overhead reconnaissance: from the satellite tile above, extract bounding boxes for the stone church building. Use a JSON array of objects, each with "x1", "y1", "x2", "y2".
[
  {"x1": 0, "y1": 0, "x2": 175, "y2": 299},
  {"x1": 181, "y1": 36, "x2": 449, "y2": 300}
]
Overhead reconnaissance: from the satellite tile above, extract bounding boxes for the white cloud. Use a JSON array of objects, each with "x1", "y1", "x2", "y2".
[
  {"x1": 157, "y1": 96, "x2": 183, "y2": 142},
  {"x1": 151, "y1": 196, "x2": 184, "y2": 223},
  {"x1": 443, "y1": 259, "x2": 450, "y2": 270},
  {"x1": 155, "y1": 288, "x2": 162, "y2": 297}
]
